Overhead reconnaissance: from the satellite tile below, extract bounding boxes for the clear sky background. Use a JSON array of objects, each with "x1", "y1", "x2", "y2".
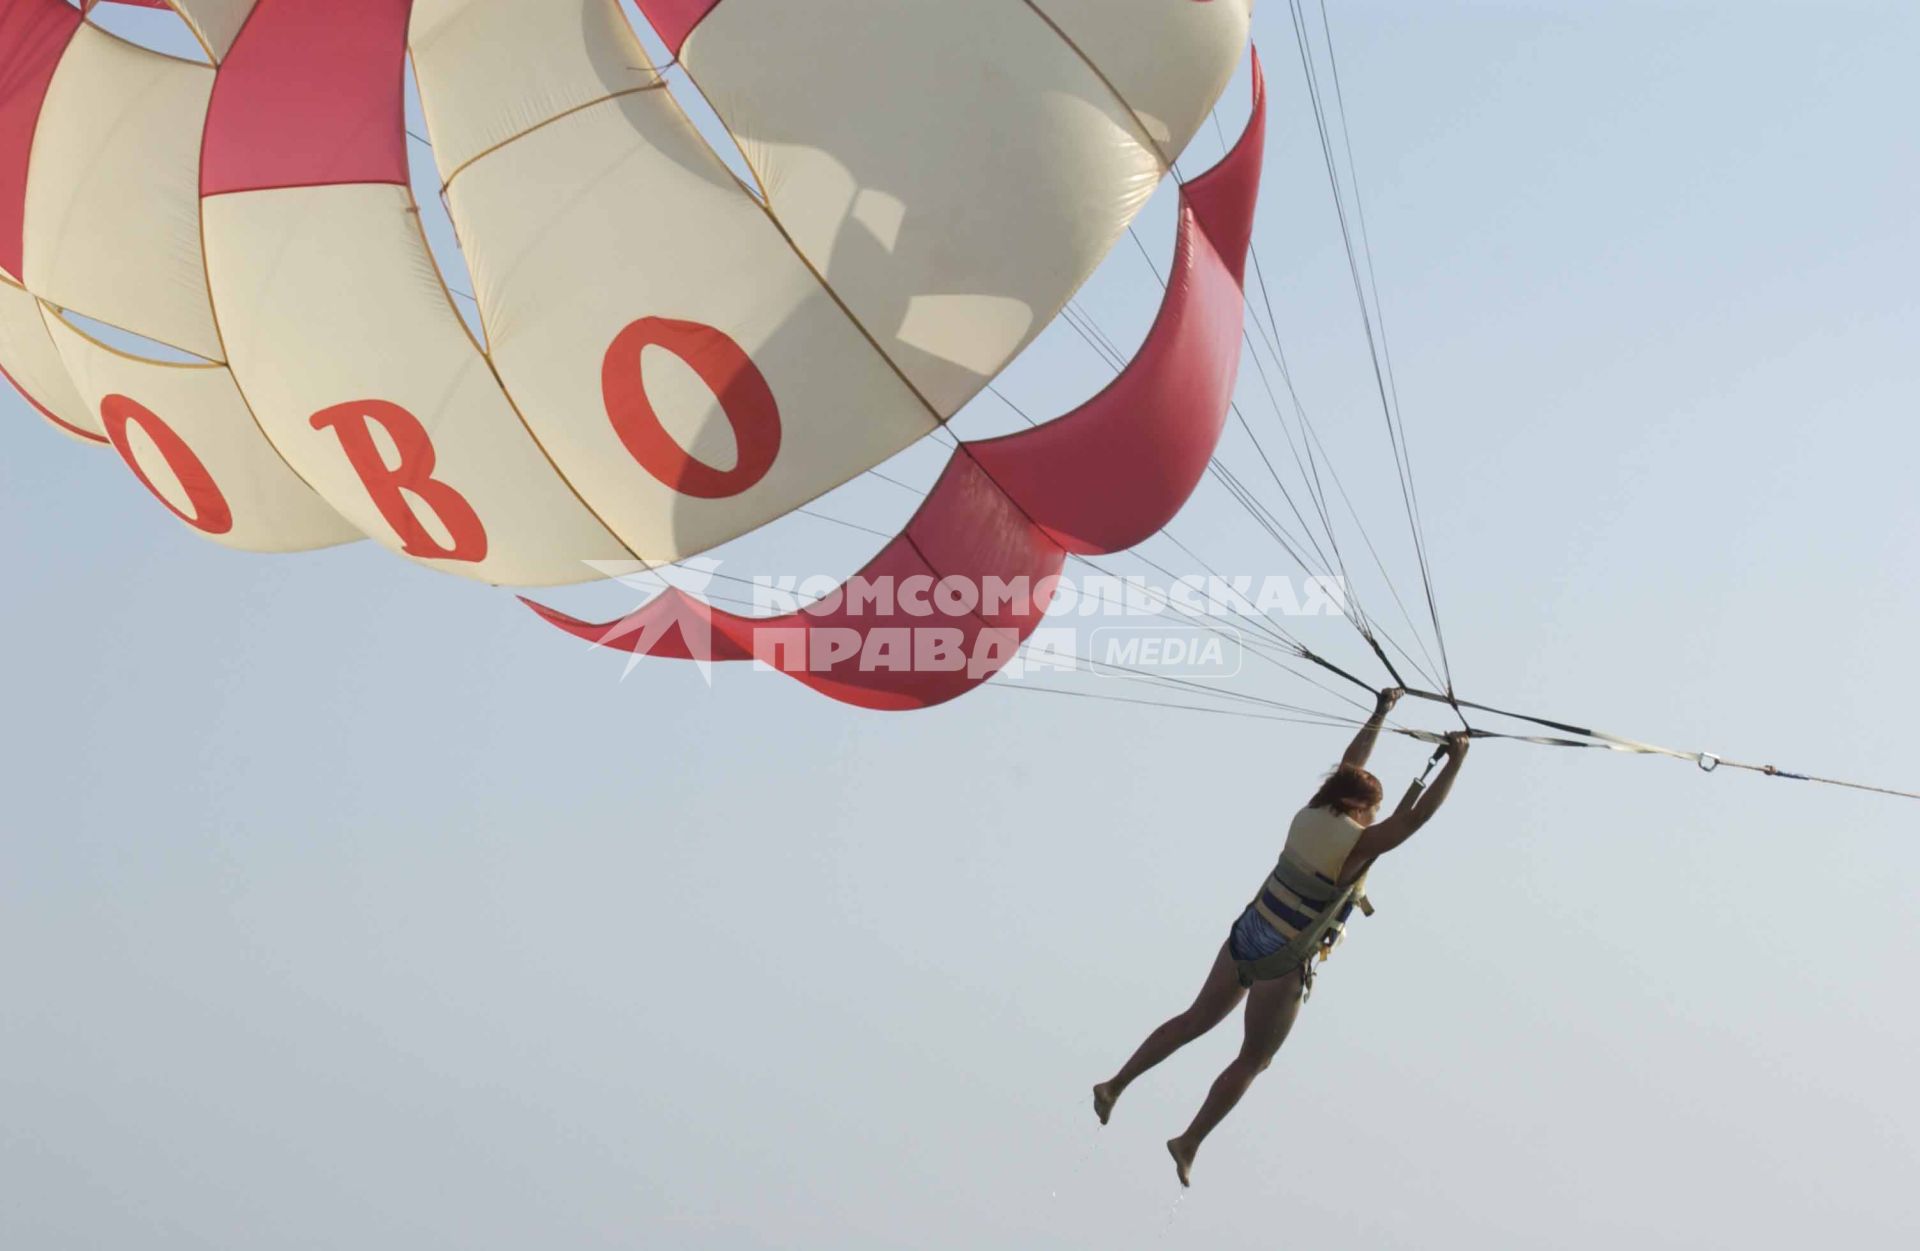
[{"x1": 3, "y1": 2, "x2": 1916, "y2": 1248}]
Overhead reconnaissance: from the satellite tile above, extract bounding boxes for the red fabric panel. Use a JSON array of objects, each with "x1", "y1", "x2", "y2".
[
  {"x1": 966, "y1": 210, "x2": 1239, "y2": 556},
  {"x1": 631, "y1": 0, "x2": 721, "y2": 57},
  {"x1": 0, "y1": 0, "x2": 83, "y2": 282},
  {"x1": 525, "y1": 457, "x2": 1068, "y2": 710},
  {"x1": 526, "y1": 588, "x2": 755, "y2": 664},
  {"x1": 530, "y1": 56, "x2": 1268, "y2": 710},
  {"x1": 904, "y1": 452, "x2": 1062, "y2": 635},
  {"x1": 1177, "y1": 54, "x2": 1267, "y2": 288},
  {"x1": 965, "y1": 55, "x2": 1265, "y2": 556},
  {"x1": 0, "y1": 355, "x2": 108, "y2": 444},
  {"x1": 717, "y1": 539, "x2": 965, "y2": 711},
  {"x1": 201, "y1": 0, "x2": 412, "y2": 195}
]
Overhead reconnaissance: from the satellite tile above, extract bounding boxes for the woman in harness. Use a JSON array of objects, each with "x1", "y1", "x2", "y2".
[{"x1": 1091, "y1": 688, "x2": 1470, "y2": 1186}]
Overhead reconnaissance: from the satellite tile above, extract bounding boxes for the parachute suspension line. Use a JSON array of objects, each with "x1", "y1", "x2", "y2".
[
  {"x1": 1126, "y1": 212, "x2": 1436, "y2": 693},
  {"x1": 1139, "y1": 531, "x2": 1315, "y2": 657},
  {"x1": 1111, "y1": 223, "x2": 1449, "y2": 688},
  {"x1": 688, "y1": 581, "x2": 1362, "y2": 734},
  {"x1": 996, "y1": 558, "x2": 1387, "y2": 726},
  {"x1": 677, "y1": 549, "x2": 1363, "y2": 727},
  {"x1": 985, "y1": 383, "x2": 1041, "y2": 429},
  {"x1": 1312, "y1": 12, "x2": 1463, "y2": 732},
  {"x1": 1064, "y1": 301, "x2": 1132, "y2": 372},
  {"x1": 990, "y1": 385, "x2": 1397, "y2": 717},
  {"x1": 1126, "y1": 225, "x2": 1167, "y2": 285},
  {"x1": 1222, "y1": 380, "x2": 1349, "y2": 584},
  {"x1": 985, "y1": 102, "x2": 1451, "y2": 716},
  {"x1": 1228, "y1": 303, "x2": 1443, "y2": 694},
  {"x1": 1082, "y1": 661, "x2": 1367, "y2": 724},
  {"x1": 792, "y1": 507, "x2": 896, "y2": 542},
  {"x1": 1194, "y1": 103, "x2": 1452, "y2": 690},
  {"x1": 1000, "y1": 620, "x2": 1421, "y2": 734},
  {"x1": 977, "y1": 380, "x2": 1384, "y2": 714},
  {"x1": 1286, "y1": 0, "x2": 1415, "y2": 589},
  {"x1": 1313, "y1": 0, "x2": 1432, "y2": 584},
  {"x1": 1231, "y1": 320, "x2": 1351, "y2": 586},
  {"x1": 662, "y1": 552, "x2": 1920, "y2": 804},
  {"x1": 980, "y1": 383, "x2": 1345, "y2": 687},
  {"x1": 869, "y1": 406, "x2": 1355, "y2": 723},
  {"x1": 861, "y1": 465, "x2": 926, "y2": 497},
  {"x1": 1126, "y1": 536, "x2": 1383, "y2": 716},
  {"x1": 1052, "y1": 640, "x2": 1389, "y2": 726},
  {"x1": 1070, "y1": 550, "x2": 1384, "y2": 718},
  {"x1": 994, "y1": 681, "x2": 1381, "y2": 731},
  {"x1": 1288, "y1": 10, "x2": 1433, "y2": 685},
  {"x1": 1182, "y1": 190, "x2": 1351, "y2": 599},
  {"x1": 1050, "y1": 300, "x2": 1353, "y2": 577},
  {"x1": 1211, "y1": 422, "x2": 1343, "y2": 582},
  {"x1": 1286, "y1": 0, "x2": 1456, "y2": 705},
  {"x1": 1234, "y1": 221, "x2": 1448, "y2": 685},
  {"x1": 801, "y1": 366, "x2": 1397, "y2": 726},
  {"x1": 1205, "y1": 434, "x2": 1442, "y2": 696},
  {"x1": 1208, "y1": 460, "x2": 1381, "y2": 655},
  {"x1": 991, "y1": 370, "x2": 1349, "y2": 661}
]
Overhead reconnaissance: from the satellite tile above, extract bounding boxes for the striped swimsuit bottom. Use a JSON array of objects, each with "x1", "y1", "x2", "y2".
[{"x1": 1227, "y1": 903, "x2": 1291, "y2": 963}]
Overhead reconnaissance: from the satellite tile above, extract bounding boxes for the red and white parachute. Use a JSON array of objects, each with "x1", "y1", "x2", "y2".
[{"x1": 1, "y1": 0, "x2": 1262, "y2": 708}]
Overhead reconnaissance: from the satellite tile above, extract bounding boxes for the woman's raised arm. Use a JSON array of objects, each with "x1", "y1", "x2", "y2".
[
  {"x1": 1340, "y1": 732, "x2": 1471, "y2": 881},
  {"x1": 1340, "y1": 687, "x2": 1403, "y2": 770}
]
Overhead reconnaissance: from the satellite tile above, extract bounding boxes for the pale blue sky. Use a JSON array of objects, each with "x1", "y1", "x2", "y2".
[{"x1": 3, "y1": 2, "x2": 1916, "y2": 1248}]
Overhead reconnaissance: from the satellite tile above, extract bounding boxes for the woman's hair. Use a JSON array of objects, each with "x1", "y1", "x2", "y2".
[{"x1": 1310, "y1": 763, "x2": 1384, "y2": 820}]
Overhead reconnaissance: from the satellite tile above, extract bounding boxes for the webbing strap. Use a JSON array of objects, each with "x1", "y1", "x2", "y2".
[
  {"x1": 1268, "y1": 852, "x2": 1338, "y2": 906},
  {"x1": 1396, "y1": 688, "x2": 1920, "y2": 802},
  {"x1": 1236, "y1": 875, "x2": 1366, "y2": 988},
  {"x1": 1289, "y1": 654, "x2": 1920, "y2": 804}
]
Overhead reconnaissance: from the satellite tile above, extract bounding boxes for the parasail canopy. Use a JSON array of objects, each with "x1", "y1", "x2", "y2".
[
  {"x1": 3, "y1": 0, "x2": 1255, "y2": 588},
  {"x1": 7, "y1": 2, "x2": 1915, "y2": 805}
]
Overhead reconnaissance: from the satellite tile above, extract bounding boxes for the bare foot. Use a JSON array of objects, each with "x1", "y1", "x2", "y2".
[
  {"x1": 1092, "y1": 1082, "x2": 1117, "y2": 1125},
  {"x1": 1167, "y1": 1136, "x2": 1196, "y2": 1187}
]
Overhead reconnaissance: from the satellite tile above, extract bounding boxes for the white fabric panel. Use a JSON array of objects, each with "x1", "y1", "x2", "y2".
[
  {"x1": 166, "y1": 0, "x2": 257, "y2": 63},
  {"x1": 0, "y1": 280, "x2": 99, "y2": 440},
  {"x1": 410, "y1": 0, "x2": 661, "y2": 178},
  {"x1": 24, "y1": 24, "x2": 223, "y2": 360},
  {"x1": 41, "y1": 311, "x2": 363, "y2": 552},
  {"x1": 417, "y1": 1, "x2": 936, "y2": 563},
  {"x1": 201, "y1": 183, "x2": 634, "y2": 586},
  {"x1": 1026, "y1": 0, "x2": 1252, "y2": 157},
  {"x1": 678, "y1": 0, "x2": 1171, "y2": 415}
]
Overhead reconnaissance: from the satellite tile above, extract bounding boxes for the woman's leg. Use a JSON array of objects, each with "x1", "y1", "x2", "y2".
[
  {"x1": 1166, "y1": 967, "x2": 1305, "y2": 1185},
  {"x1": 1094, "y1": 942, "x2": 1246, "y2": 1124}
]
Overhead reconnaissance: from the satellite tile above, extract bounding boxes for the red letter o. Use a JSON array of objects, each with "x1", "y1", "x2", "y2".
[
  {"x1": 602, "y1": 317, "x2": 781, "y2": 499},
  {"x1": 100, "y1": 394, "x2": 234, "y2": 535}
]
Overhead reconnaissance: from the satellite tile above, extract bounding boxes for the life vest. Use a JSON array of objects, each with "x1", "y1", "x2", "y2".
[{"x1": 1236, "y1": 805, "x2": 1377, "y2": 990}]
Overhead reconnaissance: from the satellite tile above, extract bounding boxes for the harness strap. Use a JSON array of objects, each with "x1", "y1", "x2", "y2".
[
  {"x1": 1267, "y1": 852, "x2": 1339, "y2": 906},
  {"x1": 1235, "y1": 870, "x2": 1370, "y2": 990}
]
